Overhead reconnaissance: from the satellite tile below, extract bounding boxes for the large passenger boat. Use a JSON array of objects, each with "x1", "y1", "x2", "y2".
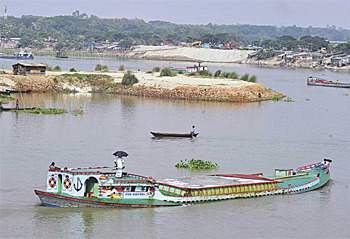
[{"x1": 34, "y1": 152, "x2": 332, "y2": 208}]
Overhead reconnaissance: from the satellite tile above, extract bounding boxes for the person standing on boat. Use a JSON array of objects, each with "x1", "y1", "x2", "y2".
[
  {"x1": 191, "y1": 125, "x2": 197, "y2": 135},
  {"x1": 114, "y1": 156, "x2": 123, "y2": 178}
]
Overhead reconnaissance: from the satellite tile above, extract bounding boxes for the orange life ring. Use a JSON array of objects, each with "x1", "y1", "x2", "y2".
[
  {"x1": 63, "y1": 178, "x2": 72, "y2": 189},
  {"x1": 49, "y1": 177, "x2": 56, "y2": 188}
]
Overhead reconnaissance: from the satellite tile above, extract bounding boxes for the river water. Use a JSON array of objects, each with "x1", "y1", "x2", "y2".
[{"x1": 0, "y1": 57, "x2": 349, "y2": 238}]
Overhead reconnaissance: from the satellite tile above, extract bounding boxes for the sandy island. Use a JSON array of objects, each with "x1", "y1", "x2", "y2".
[{"x1": 0, "y1": 70, "x2": 284, "y2": 103}]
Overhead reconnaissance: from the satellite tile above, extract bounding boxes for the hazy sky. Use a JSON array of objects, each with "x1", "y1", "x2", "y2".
[{"x1": 1, "y1": 0, "x2": 349, "y2": 29}]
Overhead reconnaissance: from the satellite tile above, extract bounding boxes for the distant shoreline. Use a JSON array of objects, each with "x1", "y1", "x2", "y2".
[{"x1": 1, "y1": 46, "x2": 350, "y2": 72}]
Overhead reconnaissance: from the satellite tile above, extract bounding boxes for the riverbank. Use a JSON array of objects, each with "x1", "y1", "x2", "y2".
[{"x1": 0, "y1": 70, "x2": 284, "y2": 103}]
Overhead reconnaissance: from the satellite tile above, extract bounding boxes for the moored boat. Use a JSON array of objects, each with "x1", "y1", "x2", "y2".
[
  {"x1": 34, "y1": 152, "x2": 332, "y2": 208},
  {"x1": 307, "y1": 76, "x2": 350, "y2": 88},
  {"x1": 0, "y1": 50, "x2": 34, "y2": 60},
  {"x1": 150, "y1": 131, "x2": 198, "y2": 138}
]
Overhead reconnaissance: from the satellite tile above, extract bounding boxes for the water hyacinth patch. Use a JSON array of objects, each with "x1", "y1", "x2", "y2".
[
  {"x1": 175, "y1": 158, "x2": 219, "y2": 170},
  {"x1": 10, "y1": 108, "x2": 67, "y2": 114}
]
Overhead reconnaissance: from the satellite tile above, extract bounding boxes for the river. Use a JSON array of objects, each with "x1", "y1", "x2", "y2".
[{"x1": 0, "y1": 57, "x2": 349, "y2": 238}]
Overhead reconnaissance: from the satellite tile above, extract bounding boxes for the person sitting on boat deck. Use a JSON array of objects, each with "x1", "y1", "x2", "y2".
[
  {"x1": 49, "y1": 162, "x2": 58, "y2": 171},
  {"x1": 190, "y1": 125, "x2": 197, "y2": 135},
  {"x1": 114, "y1": 156, "x2": 124, "y2": 178}
]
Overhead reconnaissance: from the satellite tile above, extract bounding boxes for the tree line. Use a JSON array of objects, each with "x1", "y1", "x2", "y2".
[{"x1": 1, "y1": 14, "x2": 349, "y2": 51}]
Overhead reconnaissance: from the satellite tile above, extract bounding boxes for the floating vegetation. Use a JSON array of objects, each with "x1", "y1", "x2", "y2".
[
  {"x1": 73, "y1": 109, "x2": 84, "y2": 116},
  {"x1": 284, "y1": 97, "x2": 295, "y2": 102},
  {"x1": 10, "y1": 108, "x2": 67, "y2": 114},
  {"x1": 272, "y1": 97, "x2": 282, "y2": 101},
  {"x1": 175, "y1": 159, "x2": 219, "y2": 170}
]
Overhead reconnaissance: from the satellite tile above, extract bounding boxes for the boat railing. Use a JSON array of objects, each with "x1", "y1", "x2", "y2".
[
  {"x1": 212, "y1": 173, "x2": 275, "y2": 181},
  {"x1": 297, "y1": 162, "x2": 322, "y2": 171},
  {"x1": 274, "y1": 172, "x2": 310, "y2": 180}
]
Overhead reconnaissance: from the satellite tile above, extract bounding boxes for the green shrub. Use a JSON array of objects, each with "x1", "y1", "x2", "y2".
[
  {"x1": 106, "y1": 82, "x2": 120, "y2": 89},
  {"x1": 101, "y1": 65, "x2": 109, "y2": 72},
  {"x1": 229, "y1": 72, "x2": 238, "y2": 79},
  {"x1": 222, "y1": 72, "x2": 230, "y2": 78},
  {"x1": 214, "y1": 70, "x2": 221, "y2": 77},
  {"x1": 240, "y1": 73, "x2": 249, "y2": 81},
  {"x1": 160, "y1": 68, "x2": 177, "y2": 77},
  {"x1": 175, "y1": 158, "x2": 219, "y2": 170},
  {"x1": 248, "y1": 75, "x2": 257, "y2": 82},
  {"x1": 119, "y1": 65, "x2": 125, "y2": 71},
  {"x1": 121, "y1": 71, "x2": 139, "y2": 85},
  {"x1": 152, "y1": 67, "x2": 160, "y2": 72},
  {"x1": 94, "y1": 64, "x2": 109, "y2": 72},
  {"x1": 53, "y1": 65, "x2": 62, "y2": 72},
  {"x1": 69, "y1": 68, "x2": 77, "y2": 72}
]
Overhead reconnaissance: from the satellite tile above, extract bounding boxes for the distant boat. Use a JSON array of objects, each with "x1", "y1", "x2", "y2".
[
  {"x1": 150, "y1": 131, "x2": 198, "y2": 138},
  {"x1": 0, "y1": 50, "x2": 34, "y2": 60},
  {"x1": 307, "y1": 76, "x2": 350, "y2": 88},
  {"x1": 0, "y1": 107, "x2": 36, "y2": 112},
  {"x1": 0, "y1": 89, "x2": 32, "y2": 94}
]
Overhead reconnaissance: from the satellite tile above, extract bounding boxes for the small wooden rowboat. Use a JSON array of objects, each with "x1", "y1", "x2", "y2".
[
  {"x1": 0, "y1": 107, "x2": 36, "y2": 112},
  {"x1": 307, "y1": 76, "x2": 350, "y2": 88},
  {"x1": 34, "y1": 157, "x2": 332, "y2": 208},
  {"x1": 150, "y1": 131, "x2": 198, "y2": 138}
]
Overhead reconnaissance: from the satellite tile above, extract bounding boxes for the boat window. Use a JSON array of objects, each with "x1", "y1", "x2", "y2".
[
  {"x1": 175, "y1": 188, "x2": 181, "y2": 196},
  {"x1": 131, "y1": 186, "x2": 136, "y2": 192}
]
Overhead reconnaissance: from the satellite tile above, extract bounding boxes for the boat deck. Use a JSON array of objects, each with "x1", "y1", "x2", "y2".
[{"x1": 159, "y1": 175, "x2": 272, "y2": 188}]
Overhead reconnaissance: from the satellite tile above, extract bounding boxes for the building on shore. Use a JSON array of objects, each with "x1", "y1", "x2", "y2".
[{"x1": 12, "y1": 63, "x2": 47, "y2": 76}]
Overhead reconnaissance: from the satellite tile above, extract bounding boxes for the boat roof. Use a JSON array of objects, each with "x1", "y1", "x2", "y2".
[{"x1": 159, "y1": 175, "x2": 273, "y2": 189}]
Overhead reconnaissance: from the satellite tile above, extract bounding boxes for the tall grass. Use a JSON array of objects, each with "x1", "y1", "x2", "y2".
[{"x1": 121, "y1": 71, "x2": 139, "y2": 85}]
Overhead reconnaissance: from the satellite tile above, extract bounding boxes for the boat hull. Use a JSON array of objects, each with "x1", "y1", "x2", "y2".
[
  {"x1": 151, "y1": 131, "x2": 198, "y2": 138},
  {"x1": 35, "y1": 190, "x2": 179, "y2": 208}
]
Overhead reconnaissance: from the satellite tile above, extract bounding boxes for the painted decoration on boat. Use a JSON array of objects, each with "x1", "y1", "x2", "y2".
[
  {"x1": 73, "y1": 177, "x2": 83, "y2": 192},
  {"x1": 47, "y1": 174, "x2": 57, "y2": 190},
  {"x1": 63, "y1": 175, "x2": 73, "y2": 192}
]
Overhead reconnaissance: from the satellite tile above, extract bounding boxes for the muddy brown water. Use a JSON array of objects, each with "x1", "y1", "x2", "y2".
[{"x1": 0, "y1": 58, "x2": 349, "y2": 238}]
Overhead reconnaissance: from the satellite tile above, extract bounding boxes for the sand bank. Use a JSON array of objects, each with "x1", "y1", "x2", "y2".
[
  {"x1": 0, "y1": 71, "x2": 284, "y2": 103},
  {"x1": 126, "y1": 45, "x2": 252, "y2": 63}
]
